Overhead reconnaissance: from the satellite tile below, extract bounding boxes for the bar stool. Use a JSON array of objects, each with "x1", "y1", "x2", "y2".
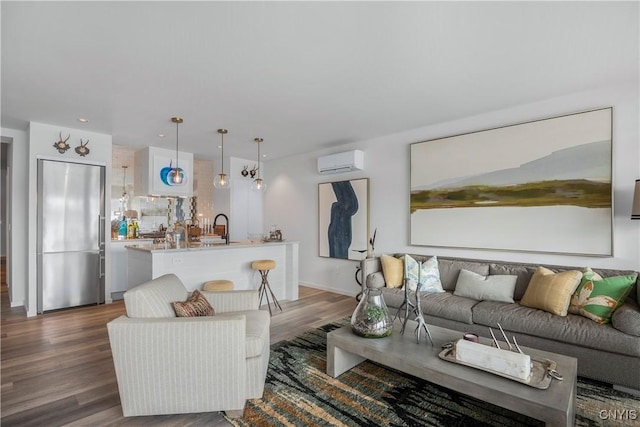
[
  {"x1": 202, "y1": 279, "x2": 234, "y2": 292},
  {"x1": 251, "y1": 259, "x2": 282, "y2": 315}
]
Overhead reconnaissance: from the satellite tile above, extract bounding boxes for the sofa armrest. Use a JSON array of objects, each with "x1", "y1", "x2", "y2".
[
  {"x1": 202, "y1": 289, "x2": 259, "y2": 313},
  {"x1": 612, "y1": 300, "x2": 640, "y2": 337},
  {"x1": 366, "y1": 271, "x2": 386, "y2": 289},
  {"x1": 107, "y1": 315, "x2": 247, "y2": 416},
  {"x1": 361, "y1": 257, "x2": 383, "y2": 293}
]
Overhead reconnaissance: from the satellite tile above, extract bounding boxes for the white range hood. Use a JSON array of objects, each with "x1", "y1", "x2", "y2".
[{"x1": 134, "y1": 146, "x2": 194, "y2": 198}]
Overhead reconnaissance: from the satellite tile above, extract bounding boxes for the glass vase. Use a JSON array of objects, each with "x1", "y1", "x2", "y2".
[{"x1": 351, "y1": 288, "x2": 393, "y2": 338}]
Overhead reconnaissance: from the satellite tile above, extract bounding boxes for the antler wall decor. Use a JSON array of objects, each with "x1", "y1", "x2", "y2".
[
  {"x1": 53, "y1": 132, "x2": 71, "y2": 154},
  {"x1": 75, "y1": 139, "x2": 90, "y2": 157}
]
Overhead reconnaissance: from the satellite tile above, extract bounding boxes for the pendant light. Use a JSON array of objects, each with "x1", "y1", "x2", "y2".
[
  {"x1": 119, "y1": 166, "x2": 129, "y2": 206},
  {"x1": 168, "y1": 117, "x2": 184, "y2": 184},
  {"x1": 251, "y1": 137, "x2": 265, "y2": 191},
  {"x1": 213, "y1": 129, "x2": 230, "y2": 189}
]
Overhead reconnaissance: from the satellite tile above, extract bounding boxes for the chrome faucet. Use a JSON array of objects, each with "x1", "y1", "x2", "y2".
[{"x1": 213, "y1": 213, "x2": 230, "y2": 245}]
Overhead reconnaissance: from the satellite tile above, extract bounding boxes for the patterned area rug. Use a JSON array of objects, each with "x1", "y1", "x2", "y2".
[{"x1": 227, "y1": 320, "x2": 639, "y2": 426}]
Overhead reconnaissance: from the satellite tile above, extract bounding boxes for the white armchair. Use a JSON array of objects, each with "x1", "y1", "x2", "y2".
[{"x1": 107, "y1": 274, "x2": 270, "y2": 418}]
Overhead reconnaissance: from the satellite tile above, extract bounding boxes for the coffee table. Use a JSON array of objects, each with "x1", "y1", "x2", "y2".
[{"x1": 327, "y1": 320, "x2": 577, "y2": 426}]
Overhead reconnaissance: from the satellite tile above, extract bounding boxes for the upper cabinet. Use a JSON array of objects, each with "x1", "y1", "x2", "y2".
[{"x1": 134, "y1": 146, "x2": 194, "y2": 198}]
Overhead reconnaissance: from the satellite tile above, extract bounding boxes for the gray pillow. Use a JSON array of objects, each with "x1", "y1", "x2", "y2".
[{"x1": 453, "y1": 269, "x2": 517, "y2": 303}]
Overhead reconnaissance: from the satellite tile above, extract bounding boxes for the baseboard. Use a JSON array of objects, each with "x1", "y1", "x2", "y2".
[
  {"x1": 613, "y1": 384, "x2": 640, "y2": 397},
  {"x1": 299, "y1": 281, "x2": 359, "y2": 298},
  {"x1": 111, "y1": 291, "x2": 124, "y2": 301}
]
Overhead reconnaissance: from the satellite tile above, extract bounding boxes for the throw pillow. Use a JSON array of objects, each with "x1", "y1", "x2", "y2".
[
  {"x1": 568, "y1": 273, "x2": 637, "y2": 324},
  {"x1": 519, "y1": 267, "x2": 582, "y2": 316},
  {"x1": 172, "y1": 289, "x2": 215, "y2": 317},
  {"x1": 381, "y1": 254, "x2": 404, "y2": 288},
  {"x1": 453, "y1": 269, "x2": 517, "y2": 303},
  {"x1": 404, "y1": 254, "x2": 445, "y2": 293},
  {"x1": 568, "y1": 267, "x2": 603, "y2": 315}
]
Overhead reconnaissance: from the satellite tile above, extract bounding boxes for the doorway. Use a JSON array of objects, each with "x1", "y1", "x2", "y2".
[{"x1": 1, "y1": 139, "x2": 11, "y2": 295}]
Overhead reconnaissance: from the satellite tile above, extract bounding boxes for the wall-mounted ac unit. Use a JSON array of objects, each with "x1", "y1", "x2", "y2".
[{"x1": 317, "y1": 150, "x2": 364, "y2": 175}]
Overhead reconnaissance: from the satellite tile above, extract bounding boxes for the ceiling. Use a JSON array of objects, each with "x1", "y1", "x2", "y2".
[{"x1": 2, "y1": 1, "x2": 638, "y2": 162}]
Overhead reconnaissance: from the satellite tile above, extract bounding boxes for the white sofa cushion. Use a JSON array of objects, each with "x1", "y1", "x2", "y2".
[
  {"x1": 218, "y1": 310, "x2": 271, "y2": 358},
  {"x1": 124, "y1": 274, "x2": 189, "y2": 318}
]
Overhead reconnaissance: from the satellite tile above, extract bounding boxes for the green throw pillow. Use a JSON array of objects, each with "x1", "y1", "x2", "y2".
[
  {"x1": 568, "y1": 267, "x2": 602, "y2": 315},
  {"x1": 569, "y1": 272, "x2": 637, "y2": 324}
]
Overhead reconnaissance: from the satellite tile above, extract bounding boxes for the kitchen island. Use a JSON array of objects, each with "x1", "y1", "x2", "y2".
[{"x1": 125, "y1": 240, "x2": 299, "y2": 302}]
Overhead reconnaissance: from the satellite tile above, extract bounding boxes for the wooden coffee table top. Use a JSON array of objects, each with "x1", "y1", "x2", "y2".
[{"x1": 327, "y1": 320, "x2": 577, "y2": 426}]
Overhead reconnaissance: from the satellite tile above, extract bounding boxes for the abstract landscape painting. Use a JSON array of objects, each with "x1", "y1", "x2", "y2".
[
  {"x1": 410, "y1": 108, "x2": 612, "y2": 255},
  {"x1": 319, "y1": 178, "x2": 369, "y2": 260}
]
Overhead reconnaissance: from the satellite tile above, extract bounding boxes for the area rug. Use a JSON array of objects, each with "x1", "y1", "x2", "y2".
[{"x1": 227, "y1": 320, "x2": 639, "y2": 426}]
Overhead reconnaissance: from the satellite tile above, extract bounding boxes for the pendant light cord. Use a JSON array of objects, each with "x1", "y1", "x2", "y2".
[
  {"x1": 122, "y1": 166, "x2": 127, "y2": 196},
  {"x1": 175, "y1": 120, "x2": 179, "y2": 170},
  {"x1": 221, "y1": 132, "x2": 224, "y2": 174}
]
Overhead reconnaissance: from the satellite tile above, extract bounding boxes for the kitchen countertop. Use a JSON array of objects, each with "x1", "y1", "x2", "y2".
[{"x1": 125, "y1": 239, "x2": 295, "y2": 253}]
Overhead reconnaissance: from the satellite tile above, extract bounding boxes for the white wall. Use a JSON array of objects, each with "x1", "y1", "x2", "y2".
[
  {"x1": 26, "y1": 122, "x2": 113, "y2": 316},
  {"x1": 0, "y1": 128, "x2": 29, "y2": 308},
  {"x1": 213, "y1": 156, "x2": 264, "y2": 242},
  {"x1": 264, "y1": 84, "x2": 640, "y2": 297}
]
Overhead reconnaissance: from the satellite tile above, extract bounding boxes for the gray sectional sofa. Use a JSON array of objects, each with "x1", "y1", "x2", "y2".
[{"x1": 361, "y1": 254, "x2": 640, "y2": 390}]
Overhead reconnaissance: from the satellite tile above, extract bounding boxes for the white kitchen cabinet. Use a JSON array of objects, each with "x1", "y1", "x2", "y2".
[{"x1": 110, "y1": 239, "x2": 154, "y2": 298}]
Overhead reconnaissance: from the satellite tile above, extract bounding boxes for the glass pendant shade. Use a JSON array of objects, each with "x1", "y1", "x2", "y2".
[
  {"x1": 214, "y1": 129, "x2": 230, "y2": 189},
  {"x1": 214, "y1": 172, "x2": 229, "y2": 188},
  {"x1": 251, "y1": 178, "x2": 266, "y2": 191},
  {"x1": 168, "y1": 168, "x2": 183, "y2": 184}
]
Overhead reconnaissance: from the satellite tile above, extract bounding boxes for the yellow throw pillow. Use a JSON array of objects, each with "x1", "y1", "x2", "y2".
[
  {"x1": 520, "y1": 267, "x2": 583, "y2": 316},
  {"x1": 381, "y1": 254, "x2": 404, "y2": 288}
]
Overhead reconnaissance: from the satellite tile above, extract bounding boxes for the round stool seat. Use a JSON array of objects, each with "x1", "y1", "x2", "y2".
[
  {"x1": 202, "y1": 279, "x2": 234, "y2": 292},
  {"x1": 251, "y1": 259, "x2": 276, "y2": 271}
]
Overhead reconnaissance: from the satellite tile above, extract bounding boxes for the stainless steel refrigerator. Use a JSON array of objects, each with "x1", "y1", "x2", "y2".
[{"x1": 37, "y1": 159, "x2": 106, "y2": 313}]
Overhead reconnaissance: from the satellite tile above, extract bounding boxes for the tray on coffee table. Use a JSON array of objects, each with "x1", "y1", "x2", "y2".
[{"x1": 438, "y1": 347, "x2": 555, "y2": 389}]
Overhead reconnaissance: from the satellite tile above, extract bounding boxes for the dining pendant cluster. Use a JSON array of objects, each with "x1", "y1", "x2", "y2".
[
  {"x1": 213, "y1": 129, "x2": 266, "y2": 192},
  {"x1": 169, "y1": 117, "x2": 266, "y2": 191}
]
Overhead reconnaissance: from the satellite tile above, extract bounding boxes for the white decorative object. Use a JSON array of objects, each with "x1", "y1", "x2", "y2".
[{"x1": 455, "y1": 339, "x2": 531, "y2": 381}]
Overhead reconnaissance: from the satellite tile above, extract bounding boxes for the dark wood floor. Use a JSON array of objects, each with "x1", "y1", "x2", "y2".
[{"x1": 1, "y1": 277, "x2": 357, "y2": 426}]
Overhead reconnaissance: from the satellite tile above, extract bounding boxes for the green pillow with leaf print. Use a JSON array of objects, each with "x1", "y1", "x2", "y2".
[
  {"x1": 569, "y1": 269, "x2": 637, "y2": 324},
  {"x1": 569, "y1": 267, "x2": 602, "y2": 316}
]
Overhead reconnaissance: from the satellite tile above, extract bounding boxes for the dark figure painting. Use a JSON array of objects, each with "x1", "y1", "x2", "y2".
[{"x1": 328, "y1": 181, "x2": 359, "y2": 258}]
